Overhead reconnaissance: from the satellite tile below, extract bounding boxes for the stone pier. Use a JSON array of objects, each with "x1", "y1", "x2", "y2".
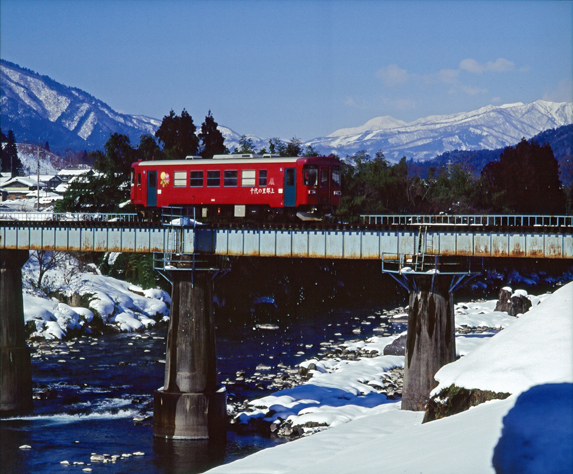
[
  {"x1": 0, "y1": 250, "x2": 33, "y2": 416},
  {"x1": 153, "y1": 270, "x2": 226, "y2": 439},
  {"x1": 401, "y1": 275, "x2": 456, "y2": 411}
]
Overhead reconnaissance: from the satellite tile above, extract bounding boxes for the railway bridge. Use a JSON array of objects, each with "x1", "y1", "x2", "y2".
[{"x1": 1, "y1": 212, "x2": 572, "y2": 437}]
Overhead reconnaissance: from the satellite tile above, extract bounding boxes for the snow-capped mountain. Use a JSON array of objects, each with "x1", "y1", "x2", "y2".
[
  {"x1": 2, "y1": 59, "x2": 571, "y2": 161},
  {"x1": 1, "y1": 60, "x2": 160, "y2": 153},
  {"x1": 216, "y1": 125, "x2": 267, "y2": 154},
  {"x1": 307, "y1": 101, "x2": 573, "y2": 161}
]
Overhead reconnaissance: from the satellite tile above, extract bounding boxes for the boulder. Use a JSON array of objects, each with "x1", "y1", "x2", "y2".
[
  {"x1": 383, "y1": 334, "x2": 407, "y2": 356},
  {"x1": 495, "y1": 287, "x2": 532, "y2": 316}
]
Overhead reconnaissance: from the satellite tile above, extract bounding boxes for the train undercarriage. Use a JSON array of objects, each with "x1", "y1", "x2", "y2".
[{"x1": 139, "y1": 204, "x2": 334, "y2": 223}]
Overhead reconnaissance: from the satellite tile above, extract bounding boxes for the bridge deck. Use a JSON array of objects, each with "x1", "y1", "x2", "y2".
[{"x1": 1, "y1": 213, "x2": 572, "y2": 259}]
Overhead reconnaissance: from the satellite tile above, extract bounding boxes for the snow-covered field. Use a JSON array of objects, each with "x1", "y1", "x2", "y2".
[{"x1": 207, "y1": 283, "x2": 572, "y2": 474}]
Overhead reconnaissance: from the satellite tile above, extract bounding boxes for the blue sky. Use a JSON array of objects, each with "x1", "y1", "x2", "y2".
[{"x1": 1, "y1": 0, "x2": 572, "y2": 141}]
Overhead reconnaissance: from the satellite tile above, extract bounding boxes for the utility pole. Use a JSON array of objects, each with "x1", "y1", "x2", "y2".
[{"x1": 37, "y1": 143, "x2": 40, "y2": 210}]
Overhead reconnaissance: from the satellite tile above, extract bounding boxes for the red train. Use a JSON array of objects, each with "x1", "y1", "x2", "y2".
[{"x1": 130, "y1": 154, "x2": 342, "y2": 220}]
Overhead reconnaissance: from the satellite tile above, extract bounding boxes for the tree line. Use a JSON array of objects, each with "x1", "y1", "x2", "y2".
[{"x1": 337, "y1": 139, "x2": 568, "y2": 217}]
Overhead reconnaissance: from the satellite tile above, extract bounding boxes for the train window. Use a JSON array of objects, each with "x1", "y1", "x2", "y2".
[
  {"x1": 332, "y1": 166, "x2": 341, "y2": 186},
  {"x1": 149, "y1": 171, "x2": 156, "y2": 187},
  {"x1": 207, "y1": 171, "x2": 220, "y2": 187},
  {"x1": 137, "y1": 173, "x2": 141, "y2": 186},
  {"x1": 259, "y1": 170, "x2": 267, "y2": 186},
  {"x1": 303, "y1": 165, "x2": 318, "y2": 186},
  {"x1": 190, "y1": 171, "x2": 203, "y2": 187},
  {"x1": 286, "y1": 169, "x2": 295, "y2": 187},
  {"x1": 242, "y1": 170, "x2": 256, "y2": 187},
  {"x1": 174, "y1": 171, "x2": 187, "y2": 187},
  {"x1": 131, "y1": 170, "x2": 135, "y2": 185},
  {"x1": 224, "y1": 170, "x2": 238, "y2": 187},
  {"x1": 321, "y1": 169, "x2": 329, "y2": 185}
]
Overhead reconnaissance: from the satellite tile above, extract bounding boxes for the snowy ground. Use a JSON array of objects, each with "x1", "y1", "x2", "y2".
[
  {"x1": 206, "y1": 283, "x2": 573, "y2": 474},
  {"x1": 21, "y1": 252, "x2": 170, "y2": 340}
]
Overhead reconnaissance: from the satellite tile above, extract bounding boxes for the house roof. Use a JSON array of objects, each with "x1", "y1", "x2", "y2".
[
  {"x1": 2, "y1": 177, "x2": 46, "y2": 188},
  {"x1": 57, "y1": 169, "x2": 93, "y2": 178}
]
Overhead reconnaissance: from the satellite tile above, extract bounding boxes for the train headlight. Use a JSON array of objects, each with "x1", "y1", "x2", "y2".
[
  {"x1": 308, "y1": 190, "x2": 317, "y2": 195},
  {"x1": 334, "y1": 190, "x2": 341, "y2": 196}
]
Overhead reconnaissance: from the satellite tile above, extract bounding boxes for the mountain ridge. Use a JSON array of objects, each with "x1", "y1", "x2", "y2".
[
  {"x1": 308, "y1": 100, "x2": 573, "y2": 161},
  {"x1": 1, "y1": 59, "x2": 160, "y2": 152},
  {"x1": 2, "y1": 59, "x2": 572, "y2": 161}
]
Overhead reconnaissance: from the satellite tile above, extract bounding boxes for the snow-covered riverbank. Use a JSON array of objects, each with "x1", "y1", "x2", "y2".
[
  {"x1": 21, "y1": 253, "x2": 171, "y2": 340},
  {"x1": 207, "y1": 283, "x2": 573, "y2": 474}
]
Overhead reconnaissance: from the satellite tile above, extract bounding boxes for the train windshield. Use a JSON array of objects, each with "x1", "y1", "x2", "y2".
[
  {"x1": 303, "y1": 165, "x2": 318, "y2": 186},
  {"x1": 332, "y1": 166, "x2": 341, "y2": 186}
]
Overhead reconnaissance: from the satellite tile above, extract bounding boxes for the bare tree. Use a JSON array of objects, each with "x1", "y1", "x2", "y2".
[{"x1": 29, "y1": 250, "x2": 66, "y2": 289}]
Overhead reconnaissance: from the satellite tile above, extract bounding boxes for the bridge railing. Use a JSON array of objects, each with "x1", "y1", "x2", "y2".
[
  {"x1": 360, "y1": 214, "x2": 573, "y2": 227},
  {"x1": 0, "y1": 211, "x2": 140, "y2": 223}
]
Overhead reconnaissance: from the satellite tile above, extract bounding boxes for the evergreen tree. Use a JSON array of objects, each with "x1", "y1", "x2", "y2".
[
  {"x1": 481, "y1": 139, "x2": 566, "y2": 214},
  {"x1": 94, "y1": 132, "x2": 136, "y2": 179},
  {"x1": 303, "y1": 144, "x2": 319, "y2": 157},
  {"x1": 236, "y1": 135, "x2": 256, "y2": 154},
  {"x1": 269, "y1": 137, "x2": 286, "y2": 155},
  {"x1": 285, "y1": 137, "x2": 302, "y2": 157},
  {"x1": 56, "y1": 133, "x2": 137, "y2": 212},
  {"x1": 155, "y1": 109, "x2": 199, "y2": 159},
  {"x1": 198, "y1": 111, "x2": 227, "y2": 158},
  {"x1": 138, "y1": 134, "x2": 163, "y2": 161},
  {"x1": 3, "y1": 130, "x2": 23, "y2": 176}
]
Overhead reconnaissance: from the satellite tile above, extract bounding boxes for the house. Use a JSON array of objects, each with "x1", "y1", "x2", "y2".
[
  {"x1": 37, "y1": 175, "x2": 63, "y2": 190},
  {"x1": 1, "y1": 176, "x2": 46, "y2": 200}
]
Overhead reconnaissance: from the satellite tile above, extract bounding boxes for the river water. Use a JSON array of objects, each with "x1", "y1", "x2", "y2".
[{"x1": 1, "y1": 301, "x2": 407, "y2": 474}]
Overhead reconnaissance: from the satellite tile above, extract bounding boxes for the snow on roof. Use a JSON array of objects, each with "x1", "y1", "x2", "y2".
[
  {"x1": 2, "y1": 176, "x2": 46, "y2": 188},
  {"x1": 25, "y1": 190, "x2": 61, "y2": 199},
  {"x1": 38, "y1": 174, "x2": 60, "y2": 181},
  {"x1": 57, "y1": 169, "x2": 93, "y2": 177}
]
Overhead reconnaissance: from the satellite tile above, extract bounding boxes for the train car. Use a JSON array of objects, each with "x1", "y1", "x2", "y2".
[{"x1": 130, "y1": 154, "x2": 342, "y2": 220}]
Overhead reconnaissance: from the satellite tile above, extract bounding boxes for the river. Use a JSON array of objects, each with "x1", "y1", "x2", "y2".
[{"x1": 1, "y1": 300, "x2": 407, "y2": 474}]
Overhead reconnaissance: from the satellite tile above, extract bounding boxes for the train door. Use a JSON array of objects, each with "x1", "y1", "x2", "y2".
[
  {"x1": 147, "y1": 170, "x2": 157, "y2": 207},
  {"x1": 319, "y1": 166, "x2": 330, "y2": 204},
  {"x1": 284, "y1": 168, "x2": 296, "y2": 207},
  {"x1": 135, "y1": 172, "x2": 143, "y2": 202}
]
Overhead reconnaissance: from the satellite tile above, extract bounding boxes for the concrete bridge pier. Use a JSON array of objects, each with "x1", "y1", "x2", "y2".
[
  {"x1": 401, "y1": 275, "x2": 456, "y2": 411},
  {"x1": 153, "y1": 269, "x2": 227, "y2": 439},
  {"x1": 0, "y1": 250, "x2": 33, "y2": 416}
]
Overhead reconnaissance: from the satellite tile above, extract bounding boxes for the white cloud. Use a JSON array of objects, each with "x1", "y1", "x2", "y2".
[
  {"x1": 437, "y1": 68, "x2": 459, "y2": 84},
  {"x1": 376, "y1": 64, "x2": 409, "y2": 87},
  {"x1": 459, "y1": 57, "x2": 515, "y2": 74},
  {"x1": 542, "y1": 79, "x2": 573, "y2": 103}
]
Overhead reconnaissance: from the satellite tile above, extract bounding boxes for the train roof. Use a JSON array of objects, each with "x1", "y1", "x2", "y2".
[{"x1": 133, "y1": 155, "x2": 340, "y2": 167}]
